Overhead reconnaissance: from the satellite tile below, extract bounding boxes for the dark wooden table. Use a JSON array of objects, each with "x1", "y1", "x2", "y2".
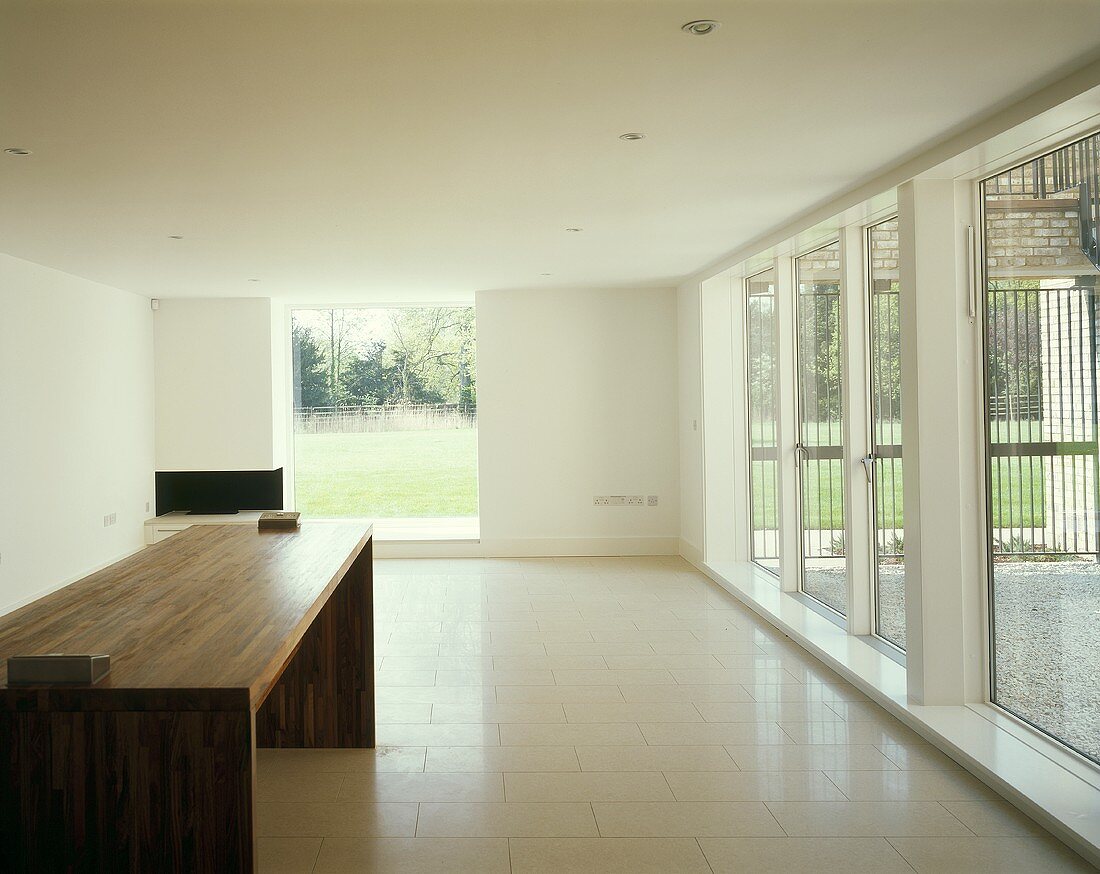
[{"x1": 0, "y1": 522, "x2": 374, "y2": 873}]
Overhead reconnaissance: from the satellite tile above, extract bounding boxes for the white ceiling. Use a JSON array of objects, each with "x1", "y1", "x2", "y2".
[{"x1": 3, "y1": 0, "x2": 1100, "y2": 301}]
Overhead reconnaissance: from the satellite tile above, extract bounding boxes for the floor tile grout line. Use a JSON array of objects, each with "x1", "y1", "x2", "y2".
[
  {"x1": 883, "y1": 835, "x2": 921, "y2": 872},
  {"x1": 935, "y1": 799, "x2": 979, "y2": 836},
  {"x1": 777, "y1": 721, "x2": 801, "y2": 745},
  {"x1": 695, "y1": 836, "x2": 717, "y2": 874},
  {"x1": 760, "y1": 799, "x2": 790, "y2": 837},
  {"x1": 659, "y1": 770, "x2": 678, "y2": 802},
  {"x1": 820, "y1": 768, "x2": 853, "y2": 801}
]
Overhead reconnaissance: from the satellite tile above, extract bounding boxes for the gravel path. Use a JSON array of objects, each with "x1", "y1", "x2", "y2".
[
  {"x1": 992, "y1": 561, "x2": 1099, "y2": 761},
  {"x1": 804, "y1": 561, "x2": 1098, "y2": 761}
]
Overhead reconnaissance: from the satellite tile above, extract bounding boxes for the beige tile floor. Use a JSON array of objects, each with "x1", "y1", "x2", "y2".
[{"x1": 257, "y1": 556, "x2": 1095, "y2": 873}]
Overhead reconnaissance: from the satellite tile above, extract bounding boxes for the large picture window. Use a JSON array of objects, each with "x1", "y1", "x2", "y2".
[
  {"x1": 290, "y1": 307, "x2": 478, "y2": 522},
  {"x1": 982, "y1": 130, "x2": 1100, "y2": 763}
]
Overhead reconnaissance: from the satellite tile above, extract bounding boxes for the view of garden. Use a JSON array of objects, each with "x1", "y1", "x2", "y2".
[{"x1": 291, "y1": 307, "x2": 478, "y2": 519}]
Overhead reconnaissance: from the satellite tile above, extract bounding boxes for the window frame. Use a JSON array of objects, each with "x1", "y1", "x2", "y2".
[
  {"x1": 791, "y1": 239, "x2": 848, "y2": 617},
  {"x1": 863, "y1": 215, "x2": 907, "y2": 653},
  {"x1": 743, "y1": 267, "x2": 781, "y2": 577},
  {"x1": 977, "y1": 126, "x2": 1100, "y2": 767}
]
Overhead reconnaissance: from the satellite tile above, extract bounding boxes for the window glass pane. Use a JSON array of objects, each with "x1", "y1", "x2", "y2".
[
  {"x1": 982, "y1": 130, "x2": 1100, "y2": 763},
  {"x1": 291, "y1": 307, "x2": 478, "y2": 520},
  {"x1": 795, "y1": 241, "x2": 846, "y2": 615},
  {"x1": 747, "y1": 268, "x2": 779, "y2": 576},
  {"x1": 869, "y1": 219, "x2": 905, "y2": 649}
]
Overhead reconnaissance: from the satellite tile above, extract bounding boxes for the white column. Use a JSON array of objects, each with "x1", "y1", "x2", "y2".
[
  {"x1": 730, "y1": 273, "x2": 751, "y2": 562},
  {"x1": 840, "y1": 224, "x2": 874, "y2": 635},
  {"x1": 774, "y1": 254, "x2": 801, "y2": 593},
  {"x1": 701, "y1": 272, "x2": 738, "y2": 565},
  {"x1": 897, "y1": 179, "x2": 985, "y2": 704}
]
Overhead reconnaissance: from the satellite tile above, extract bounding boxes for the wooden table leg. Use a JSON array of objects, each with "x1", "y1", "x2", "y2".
[
  {"x1": 255, "y1": 539, "x2": 375, "y2": 748},
  {"x1": 0, "y1": 707, "x2": 255, "y2": 872}
]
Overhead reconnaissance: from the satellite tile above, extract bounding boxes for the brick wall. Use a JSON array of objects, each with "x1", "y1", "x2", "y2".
[{"x1": 985, "y1": 197, "x2": 1088, "y2": 276}]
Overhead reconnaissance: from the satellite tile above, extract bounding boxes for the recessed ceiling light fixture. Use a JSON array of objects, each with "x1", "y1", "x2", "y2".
[
  {"x1": 681, "y1": 19, "x2": 720, "y2": 35},
  {"x1": 619, "y1": 132, "x2": 646, "y2": 141},
  {"x1": 565, "y1": 227, "x2": 583, "y2": 232},
  {"x1": 168, "y1": 234, "x2": 184, "y2": 239},
  {"x1": 539, "y1": 272, "x2": 553, "y2": 276},
  {"x1": 4, "y1": 148, "x2": 32, "y2": 156},
  {"x1": 247, "y1": 278, "x2": 261, "y2": 282}
]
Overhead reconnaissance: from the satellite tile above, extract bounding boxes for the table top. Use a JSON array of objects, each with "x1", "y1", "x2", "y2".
[{"x1": 0, "y1": 522, "x2": 372, "y2": 710}]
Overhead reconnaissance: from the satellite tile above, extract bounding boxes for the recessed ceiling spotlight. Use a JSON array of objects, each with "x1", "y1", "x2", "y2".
[
  {"x1": 619, "y1": 132, "x2": 646, "y2": 141},
  {"x1": 4, "y1": 148, "x2": 32, "y2": 156},
  {"x1": 681, "y1": 19, "x2": 720, "y2": 35},
  {"x1": 168, "y1": 234, "x2": 184, "y2": 239},
  {"x1": 565, "y1": 227, "x2": 583, "y2": 232},
  {"x1": 539, "y1": 273, "x2": 553, "y2": 276},
  {"x1": 247, "y1": 278, "x2": 261, "y2": 282}
]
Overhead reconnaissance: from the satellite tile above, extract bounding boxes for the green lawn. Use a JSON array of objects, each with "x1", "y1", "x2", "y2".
[
  {"x1": 293, "y1": 429, "x2": 478, "y2": 518},
  {"x1": 751, "y1": 452, "x2": 1047, "y2": 531}
]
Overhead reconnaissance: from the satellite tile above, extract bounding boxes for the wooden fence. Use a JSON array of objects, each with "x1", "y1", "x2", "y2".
[{"x1": 294, "y1": 403, "x2": 476, "y2": 434}]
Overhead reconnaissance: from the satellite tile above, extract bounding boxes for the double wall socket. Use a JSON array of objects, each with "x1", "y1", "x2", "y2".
[
  {"x1": 103, "y1": 513, "x2": 117, "y2": 527},
  {"x1": 593, "y1": 495, "x2": 649, "y2": 507}
]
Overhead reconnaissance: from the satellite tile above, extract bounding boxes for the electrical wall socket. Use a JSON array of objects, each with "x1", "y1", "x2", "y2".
[
  {"x1": 103, "y1": 513, "x2": 117, "y2": 527},
  {"x1": 647, "y1": 495, "x2": 659, "y2": 506},
  {"x1": 593, "y1": 495, "x2": 645, "y2": 507}
]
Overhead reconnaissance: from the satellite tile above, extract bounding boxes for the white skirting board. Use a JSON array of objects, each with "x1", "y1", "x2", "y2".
[{"x1": 373, "y1": 536, "x2": 679, "y2": 559}]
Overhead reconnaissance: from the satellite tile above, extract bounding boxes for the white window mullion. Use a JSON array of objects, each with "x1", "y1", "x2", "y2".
[
  {"x1": 774, "y1": 254, "x2": 801, "y2": 593},
  {"x1": 841, "y1": 224, "x2": 874, "y2": 636}
]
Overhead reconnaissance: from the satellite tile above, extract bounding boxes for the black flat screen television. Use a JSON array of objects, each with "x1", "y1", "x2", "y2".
[{"x1": 155, "y1": 469, "x2": 283, "y2": 515}]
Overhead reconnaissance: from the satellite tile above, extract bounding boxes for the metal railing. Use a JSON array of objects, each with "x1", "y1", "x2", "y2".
[
  {"x1": 294, "y1": 403, "x2": 477, "y2": 434},
  {"x1": 984, "y1": 131, "x2": 1100, "y2": 271},
  {"x1": 986, "y1": 285, "x2": 1099, "y2": 556},
  {"x1": 746, "y1": 272, "x2": 780, "y2": 570}
]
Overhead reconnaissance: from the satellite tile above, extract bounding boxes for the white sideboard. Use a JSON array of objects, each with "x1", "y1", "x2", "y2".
[{"x1": 144, "y1": 511, "x2": 271, "y2": 545}]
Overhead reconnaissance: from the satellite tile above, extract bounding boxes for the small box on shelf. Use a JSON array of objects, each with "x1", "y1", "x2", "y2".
[{"x1": 258, "y1": 511, "x2": 301, "y2": 532}]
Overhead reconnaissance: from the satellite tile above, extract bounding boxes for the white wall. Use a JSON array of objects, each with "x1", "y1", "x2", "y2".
[
  {"x1": 476, "y1": 287, "x2": 679, "y2": 555},
  {"x1": 154, "y1": 298, "x2": 283, "y2": 471},
  {"x1": 0, "y1": 254, "x2": 154, "y2": 615}
]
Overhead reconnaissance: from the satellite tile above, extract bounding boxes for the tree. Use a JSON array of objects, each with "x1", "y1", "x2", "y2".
[
  {"x1": 294, "y1": 306, "x2": 477, "y2": 408},
  {"x1": 798, "y1": 285, "x2": 843, "y2": 422},
  {"x1": 340, "y1": 340, "x2": 389, "y2": 405},
  {"x1": 386, "y1": 308, "x2": 476, "y2": 404},
  {"x1": 292, "y1": 322, "x2": 330, "y2": 408}
]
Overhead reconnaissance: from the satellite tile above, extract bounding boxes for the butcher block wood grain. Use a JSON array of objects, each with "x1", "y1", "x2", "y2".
[
  {"x1": 255, "y1": 538, "x2": 374, "y2": 748},
  {"x1": 0, "y1": 522, "x2": 374, "y2": 873}
]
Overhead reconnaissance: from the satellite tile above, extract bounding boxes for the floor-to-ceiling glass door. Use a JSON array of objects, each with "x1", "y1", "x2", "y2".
[
  {"x1": 867, "y1": 218, "x2": 905, "y2": 648},
  {"x1": 981, "y1": 130, "x2": 1100, "y2": 764},
  {"x1": 746, "y1": 268, "x2": 780, "y2": 575},
  {"x1": 795, "y1": 241, "x2": 847, "y2": 615}
]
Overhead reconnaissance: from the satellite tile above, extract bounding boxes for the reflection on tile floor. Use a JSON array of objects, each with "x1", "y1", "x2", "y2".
[{"x1": 257, "y1": 556, "x2": 1093, "y2": 873}]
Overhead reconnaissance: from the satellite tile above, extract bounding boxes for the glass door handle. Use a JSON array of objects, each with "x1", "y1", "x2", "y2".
[
  {"x1": 860, "y1": 453, "x2": 876, "y2": 483},
  {"x1": 795, "y1": 443, "x2": 809, "y2": 462}
]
